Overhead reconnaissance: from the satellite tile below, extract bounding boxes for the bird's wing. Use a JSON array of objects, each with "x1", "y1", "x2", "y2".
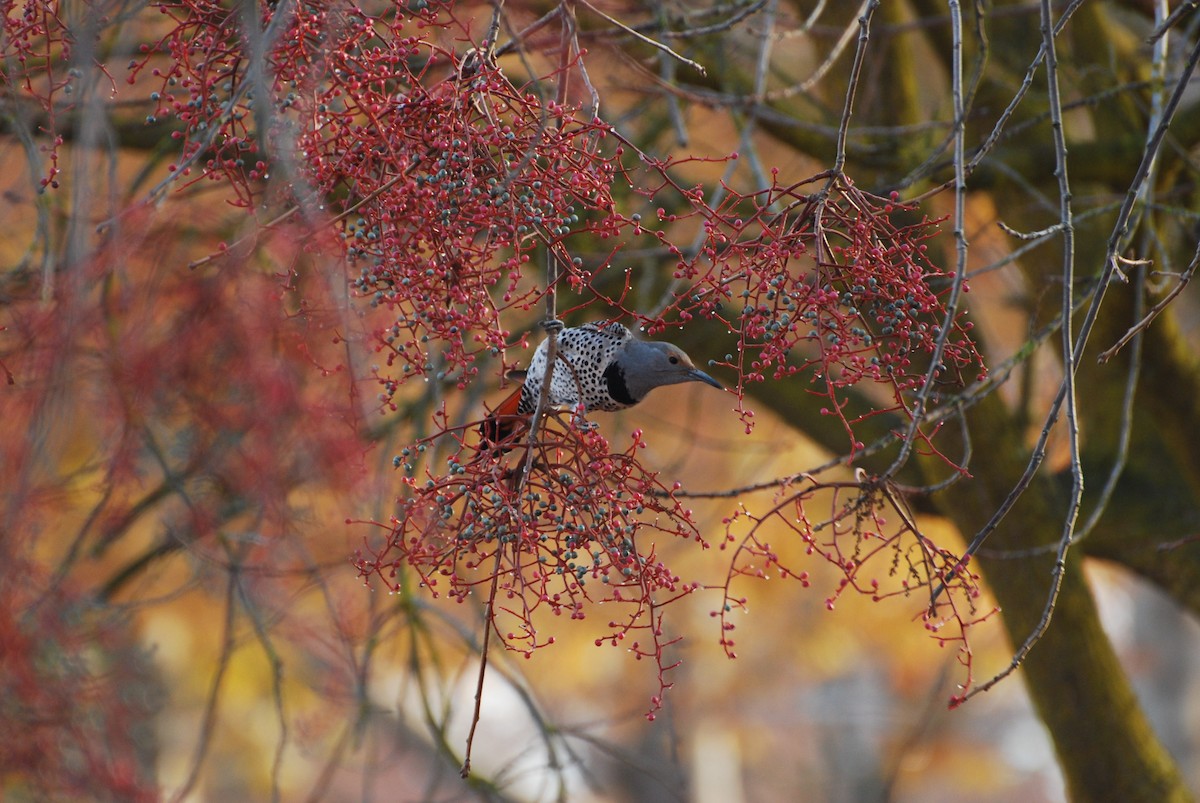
[
  {"x1": 573, "y1": 321, "x2": 633, "y2": 366},
  {"x1": 580, "y1": 321, "x2": 633, "y2": 344}
]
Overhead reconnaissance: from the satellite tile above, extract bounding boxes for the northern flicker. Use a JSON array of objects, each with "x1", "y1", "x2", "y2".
[{"x1": 481, "y1": 322, "x2": 722, "y2": 445}]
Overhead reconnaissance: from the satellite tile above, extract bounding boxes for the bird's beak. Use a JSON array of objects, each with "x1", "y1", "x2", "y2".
[{"x1": 689, "y1": 368, "x2": 724, "y2": 390}]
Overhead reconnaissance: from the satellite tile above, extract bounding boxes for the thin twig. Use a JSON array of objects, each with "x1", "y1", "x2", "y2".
[
  {"x1": 762, "y1": 1, "x2": 861, "y2": 103},
  {"x1": 577, "y1": 0, "x2": 768, "y2": 43},
  {"x1": 188, "y1": 170, "x2": 409, "y2": 269},
  {"x1": 1098, "y1": 242, "x2": 1198, "y2": 363},
  {"x1": 1075, "y1": 264, "x2": 1145, "y2": 541},
  {"x1": 1148, "y1": 0, "x2": 1198, "y2": 43},
  {"x1": 234, "y1": 572, "x2": 289, "y2": 803},
  {"x1": 832, "y1": 0, "x2": 877, "y2": 174},
  {"x1": 970, "y1": 0, "x2": 1088, "y2": 702},
  {"x1": 169, "y1": 560, "x2": 239, "y2": 803},
  {"x1": 576, "y1": 0, "x2": 707, "y2": 74},
  {"x1": 460, "y1": 545, "x2": 504, "y2": 778},
  {"x1": 885, "y1": 0, "x2": 969, "y2": 477}
]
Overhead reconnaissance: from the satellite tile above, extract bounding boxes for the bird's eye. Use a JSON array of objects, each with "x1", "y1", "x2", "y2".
[{"x1": 669, "y1": 355, "x2": 679, "y2": 364}]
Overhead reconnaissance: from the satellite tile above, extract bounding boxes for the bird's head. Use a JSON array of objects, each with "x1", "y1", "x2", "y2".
[{"x1": 621, "y1": 340, "x2": 724, "y2": 400}]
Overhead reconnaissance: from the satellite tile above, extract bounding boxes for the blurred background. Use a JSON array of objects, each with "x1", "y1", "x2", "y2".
[{"x1": 3, "y1": 0, "x2": 1200, "y2": 800}]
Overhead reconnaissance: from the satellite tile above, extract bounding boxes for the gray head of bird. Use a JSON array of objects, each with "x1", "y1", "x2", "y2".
[{"x1": 618, "y1": 340, "x2": 724, "y2": 401}]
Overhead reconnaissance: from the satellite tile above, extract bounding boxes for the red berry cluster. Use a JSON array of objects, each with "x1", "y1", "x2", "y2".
[
  {"x1": 355, "y1": 417, "x2": 701, "y2": 713},
  {"x1": 131, "y1": 0, "x2": 629, "y2": 404},
  {"x1": 715, "y1": 478, "x2": 994, "y2": 683},
  {"x1": 2, "y1": 0, "x2": 73, "y2": 190},
  {"x1": 641, "y1": 167, "x2": 986, "y2": 442}
]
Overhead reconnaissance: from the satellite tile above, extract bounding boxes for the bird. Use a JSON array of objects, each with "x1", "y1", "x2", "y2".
[{"x1": 480, "y1": 321, "x2": 722, "y2": 446}]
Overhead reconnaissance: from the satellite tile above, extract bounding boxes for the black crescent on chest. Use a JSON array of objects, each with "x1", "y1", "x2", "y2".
[{"x1": 602, "y1": 360, "x2": 639, "y2": 406}]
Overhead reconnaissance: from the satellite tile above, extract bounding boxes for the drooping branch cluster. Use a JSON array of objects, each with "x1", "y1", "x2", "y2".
[
  {"x1": 355, "y1": 413, "x2": 703, "y2": 715},
  {"x1": 1, "y1": 0, "x2": 77, "y2": 191},
  {"x1": 623, "y1": 164, "x2": 986, "y2": 443},
  {"x1": 716, "y1": 476, "x2": 995, "y2": 696},
  {"x1": 130, "y1": 0, "x2": 635, "y2": 405}
]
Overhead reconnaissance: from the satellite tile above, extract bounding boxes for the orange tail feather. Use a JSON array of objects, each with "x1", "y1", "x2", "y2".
[{"x1": 479, "y1": 385, "x2": 527, "y2": 448}]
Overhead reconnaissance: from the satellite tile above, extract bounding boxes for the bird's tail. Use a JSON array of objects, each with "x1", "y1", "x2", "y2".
[{"x1": 478, "y1": 384, "x2": 527, "y2": 450}]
